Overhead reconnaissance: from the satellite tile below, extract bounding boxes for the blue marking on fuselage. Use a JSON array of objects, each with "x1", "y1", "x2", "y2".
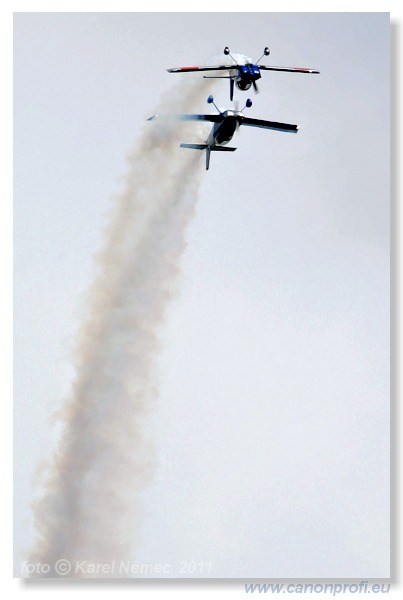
[{"x1": 239, "y1": 64, "x2": 261, "y2": 81}]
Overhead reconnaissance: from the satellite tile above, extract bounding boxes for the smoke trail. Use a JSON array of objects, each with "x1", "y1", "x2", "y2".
[{"x1": 27, "y1": 76, "x2": 216, "y2": 578}]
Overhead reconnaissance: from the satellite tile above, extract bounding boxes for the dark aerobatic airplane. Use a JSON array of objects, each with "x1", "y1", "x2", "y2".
[
  {"x1": 167, "y1": 47, "x2": 320, "y2": 101},
  {"x1": 147, "y1": 95, "x2": 299, "y2": 170}
]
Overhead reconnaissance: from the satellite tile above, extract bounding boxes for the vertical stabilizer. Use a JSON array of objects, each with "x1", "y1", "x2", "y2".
[{"x1": 206, "y1": 147, "x2": 211, "y2": 170}]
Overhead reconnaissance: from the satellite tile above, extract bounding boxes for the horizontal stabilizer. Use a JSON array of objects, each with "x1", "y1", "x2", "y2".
[
  {"x1": 203, "y1": 75, "x2": 232, "y2": 80},
  {"x1": 180, "y1": 143, "x2": 208, "y2": 150},
  {"x1": 211, "y1": 146, "x2": 237, "y2": 152}
]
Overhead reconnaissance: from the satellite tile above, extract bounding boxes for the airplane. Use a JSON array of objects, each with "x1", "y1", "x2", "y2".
[
  {"x1": 147, "y1": 95, "x2": 299, "y2": 170},
  {"x1": 167, "y1": 47, "x2": 320, "y2": 101}
]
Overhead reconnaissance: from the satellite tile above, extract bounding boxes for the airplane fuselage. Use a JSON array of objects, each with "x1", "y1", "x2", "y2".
[
  {"x1": 207, "y1": 110, "x2": 242, "y2": 147},
  {"x1": 231, "y1": 64, "x2": 262, "y2": 91}
]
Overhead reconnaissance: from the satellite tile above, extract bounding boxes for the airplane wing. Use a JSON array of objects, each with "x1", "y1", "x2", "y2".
[
  {"x1": 240, "y1": 117, "x2": 299, "y2": 133},
  {"x1": 147, "y1": 114, "x2": 223, "y2": 123},
  {"x1": 167, "y1": 65, "x2": 233, "y2": 73},
  {"x1": 258, "y1": 65, "x2": 320, "y2": 74}
]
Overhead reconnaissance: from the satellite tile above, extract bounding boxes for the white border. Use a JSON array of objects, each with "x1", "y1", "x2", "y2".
[{"x1": 2, "y1": 1, "x2": 400, "y2": 597}]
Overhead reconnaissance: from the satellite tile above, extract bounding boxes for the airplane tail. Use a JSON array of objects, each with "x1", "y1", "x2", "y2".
[
  {"x1": 180, "y1": 143, "x2": 236, "y2": 170},
  {"x1": 180, "y1": 143, "x2": 210, "y2": 170}
]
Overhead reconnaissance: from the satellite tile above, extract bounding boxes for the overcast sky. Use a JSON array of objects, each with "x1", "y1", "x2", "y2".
[{"x1": 13, "y1": 11, "x2": 389, "y2": 579}]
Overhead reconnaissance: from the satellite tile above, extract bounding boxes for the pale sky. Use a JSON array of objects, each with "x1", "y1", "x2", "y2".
[{"x1": 13, "y1": 11, "x2": 389, "y2": 579}]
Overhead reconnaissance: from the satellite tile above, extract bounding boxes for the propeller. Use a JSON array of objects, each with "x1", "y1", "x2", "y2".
[{"x1": 252, "y1": 80, "x2": 259, "y2": 94}]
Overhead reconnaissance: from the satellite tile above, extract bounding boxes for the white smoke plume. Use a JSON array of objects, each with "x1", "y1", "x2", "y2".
[{"x1": 27, "y1": 75, "x2": 217, "y2": 578}]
